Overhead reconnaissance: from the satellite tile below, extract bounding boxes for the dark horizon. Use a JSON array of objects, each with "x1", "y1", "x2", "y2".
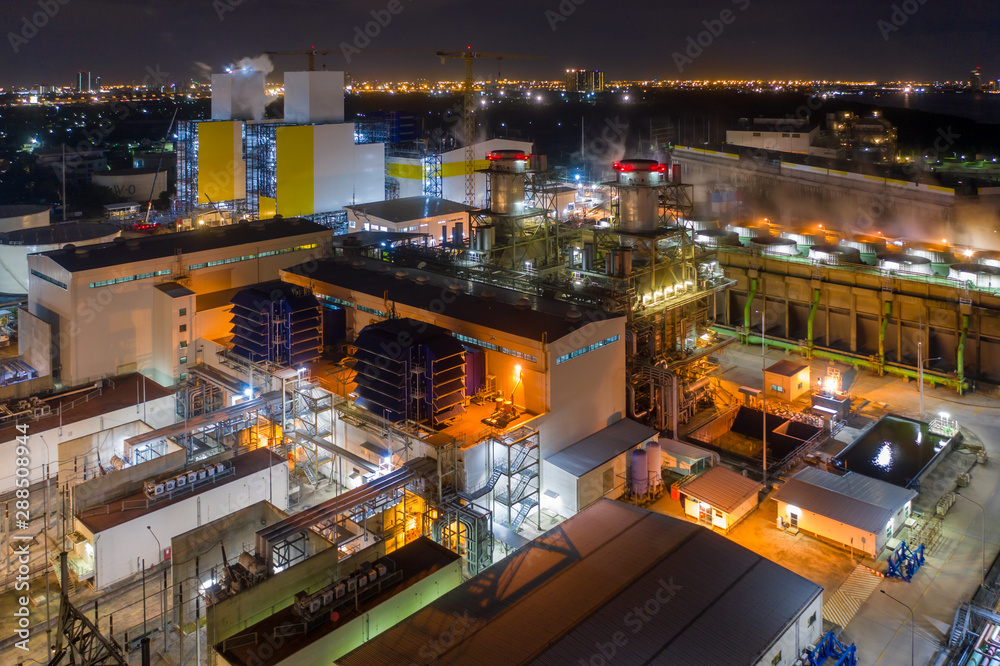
[{"x1": 0, "y1": 0, "x2": 997, "y2": 88}]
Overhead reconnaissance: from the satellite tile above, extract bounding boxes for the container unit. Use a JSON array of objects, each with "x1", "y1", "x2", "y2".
[{"x1": 808, "y1": 244, "x2": 862, "y2": 265}]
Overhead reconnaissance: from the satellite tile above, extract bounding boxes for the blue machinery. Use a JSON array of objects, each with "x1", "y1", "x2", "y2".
[
  {"x1": 808, "y1": 631, "x2": 858, "y2": 666},
  {"x1": 886, "y1": 541, "x2": 926, "y2": 582}
]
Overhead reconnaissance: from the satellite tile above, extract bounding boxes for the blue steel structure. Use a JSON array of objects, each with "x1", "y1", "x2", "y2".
[
  {"x1": 886, "y1": 541, "x2": 926, "y2": 582},
  {"x1": 229, "y1": 281, "x2": 323, "y2": 367},
  {"x1": 808, "y1": 631, "x2": 858, "y2": 666}
]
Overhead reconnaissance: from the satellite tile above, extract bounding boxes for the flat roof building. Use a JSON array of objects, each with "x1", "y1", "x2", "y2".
[
  {"x1": 344, "y1": 196, "x2": 475, "y2": 244},
  {"x1": 28, "y1": 218, "x2": 331, "y2": 387},
  {"x1": 679, "y1": 465, "x2": 764, "y2": 533},
  {"x1": 335, "y1": 499, "x2": 824, "y2": 666}
]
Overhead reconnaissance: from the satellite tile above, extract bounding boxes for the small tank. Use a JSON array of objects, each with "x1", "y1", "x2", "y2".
[
  {"x1": 749, "y1": 236, "x2": 800, "y2": 256},
  {"x1": 950, "y1": 263, "x2": 1000, "y2": 289},
  {"x1": 808, "y1": 244, "x2": 862, "y2": 265}
]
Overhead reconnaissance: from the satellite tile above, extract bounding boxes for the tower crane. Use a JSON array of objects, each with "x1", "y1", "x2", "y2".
[{"x1": 436, "y1": 48, "x2": 542, "y2": 206}]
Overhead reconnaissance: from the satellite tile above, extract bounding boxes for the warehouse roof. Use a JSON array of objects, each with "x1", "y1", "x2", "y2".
[
  {"x1": 681, "y1": 465, "x2": 763, "y2": 514},
  {"x1": 336, "y1": 500, "x2": 822, "y2": 666},
  {"x1": 771, "y1": 467, "x2": 916, "y2": 534},
  {"x1": 281, "y1": 256, "x2": 621, "y2": 343},
  {"x1": 37, "y1": 218, "x2": 330, "y2": 272},
  {"x1": 345, "y1": 196, "x2": 476, "y2": 223},
  {"x1": 545, "y1": 418, "x2": 656, "y2": 477},
  {"x1": 659, "y1": 437, "x2": 717, "y2": 461},
  {"x1": 766, "y1": 360, "x2": 809, "y2": 377},
  {"x1": 0, "y1": 222, "x2": 118, "y2": 246}
]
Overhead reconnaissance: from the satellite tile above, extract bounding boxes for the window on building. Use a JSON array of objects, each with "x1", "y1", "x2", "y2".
[
  {"x1": 179, "y1": 372, "x2": 187, "y2": 381},
  {"x1": 603, "y1": 468, "x2": 614, "y2": 495},
  {"x1": 782, "y1": 133, "x2": 790, "y2": 138},
  {"x1": 179, "y1": 324, "x2": 187, "y2": 333},
  {"x1": 179, "y1": 356, "x2": 188, "y2": 365},
  {"x1": 30, "y1": 270, "x2": 68, "y2": 290},
  {"x1": 179, "y1": 340, "x2": 188, "y2": 349},
  {"x1": 555, "y1": 335, "x2": 620, "y2": 365},
  {"x1": 771, "y1": 652, "x2": 782, "y2": 666},
  {"x1": 798, "y1": 382, "x2": 803, "y2": 389},
  {"x1": 793, "y1": 133, "x2": 801, "y2": 138},
  {"x1": 771, "y1": 384, "x2": 784, "y2": 393},
  {"x1": 753, "y1": 132, "x2": 761, "y2": 137},
  {"x1": 179, "y1": 308, "x2": 187, "y2": 317}
]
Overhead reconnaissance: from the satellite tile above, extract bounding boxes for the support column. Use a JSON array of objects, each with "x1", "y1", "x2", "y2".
[
  {"x1": 743, "y1": 277, "x2": 758, "y2": 344},
  {"x1": 957, "y1": 313, "x2": 970, "y2": 395},
  {"x1": 806, "y1": 287, "x2": 820, "y2": 359},
  {"x1": 878, "y1": 300, "x2": 891, "y2": 376}
]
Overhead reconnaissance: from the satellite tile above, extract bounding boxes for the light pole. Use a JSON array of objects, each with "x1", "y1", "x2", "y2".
[
  {"x1": 880, "y1": 590, "x2": 914, "y2": 666},
  {"x1": 954, "y1": 492, "x2": 986, "y2": 589},
  {"x1": 757, "y1": 309, "x2": 768, "y2": 487},
  {"x1": 147, "y1": 525, "x2": 161, "y2": 563}
]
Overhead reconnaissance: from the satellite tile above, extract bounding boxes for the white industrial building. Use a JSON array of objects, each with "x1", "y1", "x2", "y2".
[
  {"x1": 0, "y1": 373, "x2": 175, "y2": 493},
  {"x1": 386, "y1": 138, "x2": 533, "y2": 209},
  {"x1": 280, "y1": 256, "x2": 627, "y2": 461},
  {"x1": 344, "y1": 196, "x2": 475, "y2": 244},
  {"x1": 27, "y1": 218, "x2": 331, "y2": 388},
  {"x1": 0, "y1": 204, "x2": 50, "y2": 233},
  {"x1": 726, "y1": 121, "x2": 819, "y2": 155},
  {"x1": 74, "y1": 447, "x2": 288, "y2": 588},
  {"x1": 679, "y1": 465, "x2": 764, "y2": 533},
  {"x1": 336, "y1": 499, "x2": 825, "y2": 666},
  {"x1": 0, "y1": 222, "x2": 119, "y2": 295},
  {"x1": 542, "y1": 418, "x2": 657, "y2": 517},
  {"x1": 772, "y1": 466, "x2": 916, "y2": 558}
]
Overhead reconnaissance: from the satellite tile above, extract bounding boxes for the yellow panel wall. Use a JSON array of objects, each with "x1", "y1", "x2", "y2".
[
  {"x1": 197, "y1": 121, "x2": 244, "y2": 204},
  {"x1": 276, "y1": 125, "x2": 316, "y2": 217}
]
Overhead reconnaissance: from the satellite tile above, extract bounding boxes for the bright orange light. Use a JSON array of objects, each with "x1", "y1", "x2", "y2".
[{"x1": 514, "y1": 364, "x2": 522, "y2": 381}]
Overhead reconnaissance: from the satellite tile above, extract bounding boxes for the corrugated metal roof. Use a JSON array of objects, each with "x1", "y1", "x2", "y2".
[
  {"x1": 771, "y1": 467, "x2": 916, "y2": 534},
  {"x1": 681, "y1": 466, "x2": 764, "y2": 514},
  {"x1": 335, "y1": 499, "x2": 822, "y2": 666},
  {"x1": 659, "y1": 437, "x2": 716, "y2": 462},
  {"x1": 544, "y1": 418, "x2": 657, "y2": 477}
]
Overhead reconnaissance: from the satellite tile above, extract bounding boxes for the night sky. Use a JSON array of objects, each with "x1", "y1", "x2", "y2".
[{"x1": 0, "y1": 0, "x2": 998, "y2": 87}]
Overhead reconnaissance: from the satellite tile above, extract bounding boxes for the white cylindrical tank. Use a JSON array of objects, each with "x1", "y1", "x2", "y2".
[
  {"x1": 646, "y1": 442, "x2": 661, "y2": 489},
  {"x1": 0, "y1": 205, "x2": 50, "y2": 234},
  {"x1": 950, "y1": 263, "x2": 1000, "y2": 289},
  {"x1": 4, "y1": 222, "x2": 119, "y2": 295},
  {"x1": 615, "y1": 160, "x2": 666, "y2": 233},
  {"x1": 632, "y1": 448, "x2": 648, "y2": 496},
  {"x1": 488, "y1": 150, "x2": 529, "y2": 214}
]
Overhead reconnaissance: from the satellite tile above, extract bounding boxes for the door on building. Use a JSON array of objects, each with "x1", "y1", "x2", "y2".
[
  {"x1": 789, "y1": 511, "x2": 799, "y2": 529},
  {"x1": 699, "y1": 503, "x2": 712, "y2": 524}
]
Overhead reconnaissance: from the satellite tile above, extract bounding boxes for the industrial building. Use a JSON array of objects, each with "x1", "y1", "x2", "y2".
[
  {"x1": 0, "y1": 222, "x2": 119, "y2": 295},
  {"x1": 660, "y1": 437, "x2": 718, "y2": 476},
  {"x1": 344, "y1": 196, "x2": 475, "y2": 242},
  {"x1": 27, "y1": 217, "x2": 331, "y2": 387},
  {"x1": 772, "y1": 466, "x2": 916, "y2": 558},
  {"x1": 542, "y1": 417, "x2": 657, "y2": 517},
  {"x1": 176, "y1": 70, "x2": 384, "y2": 227},
  {"x1": 678, "y1": 464, "x2": 764, "y2": 533},
  {"x1": 74, "y1": 447, "x2": 289, "y2": 587},
  {"x1": 764, "y1": 360, "x2": 811, "y2": 401},
  {"x1": 334, "y1": 499, "x2": 824, "y2": 666}
]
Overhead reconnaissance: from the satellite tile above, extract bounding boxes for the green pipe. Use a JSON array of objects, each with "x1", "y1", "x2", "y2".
[
  {"x1": 957, "y1": 314, "x2": 969, "y2": 394},
  {"x1": 711, "y1": 325, "x2": 969, "y2": 392},
  {"x1": 743, "y1": 277, "x2": 758, "y2": 343},
  {"x1": 878, "y1": 301, "x2": 891, "y2": 375},
  {"x1": 806, "y1": 288, "x2": 821, "y2": 358}
]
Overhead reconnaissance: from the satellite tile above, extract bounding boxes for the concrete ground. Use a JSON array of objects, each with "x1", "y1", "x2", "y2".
[{"x1": 713, "y1": 343, "x2": 1000, "y2": 666}]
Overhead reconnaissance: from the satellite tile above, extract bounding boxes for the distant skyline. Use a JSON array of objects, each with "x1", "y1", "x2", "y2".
[{"x1": 0, "y1": 0, "x2": 997, "y2": 88}]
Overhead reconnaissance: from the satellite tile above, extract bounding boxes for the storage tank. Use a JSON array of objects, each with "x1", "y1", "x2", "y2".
[
  {"x1": 749, "y1": 236, "x2": 800, "y2": 256},
  {"x1": 474, "y1": 225, "x2": 495, "y2": 252},
  {"x1": 606, "y1": 247, "x2": 633, "y2": 277},
  {"x1": 646, "y1": 442, "x2": 661, "y2": 490},
  {"x1": 975, "y1": 250, "x2": 1000, "y2": 269},
  {"x1": 877, "y1": 252, "x2": 934, "y2": 275},
  {"x1": 841, "y1": 234, "x2": 886, "y2": 265},
  {"x1": 488, "y1": 150, "x2": 529, "y2": 215},
  {"x1": 906, "y1": 241, "x2": 955, "y2": 273},
  {"x1": 0, "y1": 205, "x2": 50, "y2": 234},
  {"x1": 808, "y1": 244, "x2": 862, "y2": 265},
  {"x1": 614, "y1": 159, "x2": 666, "y2": 233},
  {"x1": 728, "y1": 222, "x2": 770, "y2": 244},
  {"x1": 694, "y1": 229, "x2": 740, "y2": 247},
  {"x1": 7, "y1": 222, "x2": 119, "y2": 295},
  {"x1": 631, "y1": 448, "x2": 648, "y2": 497},
  {"x1": 950, "y1": 263, "x2": 1000, "y2": 289}
]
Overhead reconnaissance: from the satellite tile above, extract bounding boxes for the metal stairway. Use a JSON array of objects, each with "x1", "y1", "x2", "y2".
[
  {"x1": 459, "y1": 443, "x2": 531, "y2": 501},
  {"x1": 949, "y1": 602, "x2": 970, "y2": 647},
  {"x1": 509, "y1": 497, "x2": 538, "y2": 531}
]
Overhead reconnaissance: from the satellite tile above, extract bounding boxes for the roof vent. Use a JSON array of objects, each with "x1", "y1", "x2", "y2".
[
  {"x1": 565, "y1": 309, "x2": 584, "y2": 322},
  {"x1": 126, "y1": 240, "x2": 141, "y2": 250},
  {"x1": 515, "y1": 297, "x2": 531, "y2": 310},
  {"x1": 415, "y1": 275, "x2": 430, "y2": 285},
  {"x1": 62, "y1": 243, "x2": 76, "y2": 252},
  {"x1": 481, "y1": 290, "x2": 496, "y2": 301},
  {"x1": 350, "y1": 259, "x2": 365, "y2": 269},
  {"x1": 395, "y1": 270, "x2": 409, "y2": 280},
  {"x1": 447, "y1": 283, "x2": 464, "y2": 294},
  {"x1": 74, "y1": 248, "x2": 89, "y2": 257}
]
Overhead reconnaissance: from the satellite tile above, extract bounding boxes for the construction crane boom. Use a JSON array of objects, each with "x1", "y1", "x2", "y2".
[{"x1": 437, "y1": 49, "x2": 543, "y2": 206}]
